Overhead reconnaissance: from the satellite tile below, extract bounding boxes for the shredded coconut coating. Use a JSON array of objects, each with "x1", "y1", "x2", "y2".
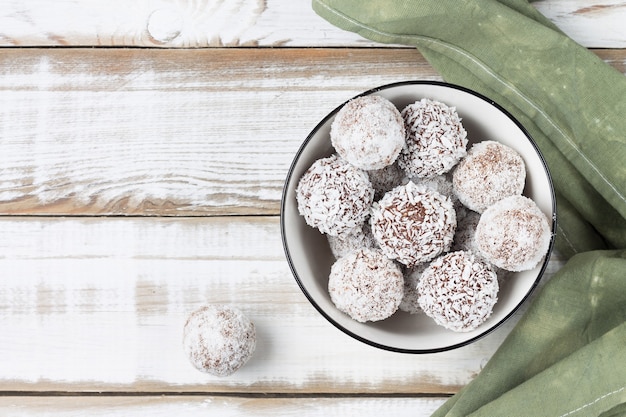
[
  {"x1": 451, "y1": 210, "x2": 511, "y2": 281},
  {"x1": 328, "y1": 248, "x2": 404, "y2": 322},
  {"x1": 296, "y1": 154, "x2": 374, "y2": 236},
  {"x1": 475, "y1": 195, "x2": 551, "y2": 272},
  {"x1": 398, "y1": 99, "x2": 468, "y2": 179},
  {"x1": 418, "y1": 251, "x2": 498, "y2": 332},
  {"x1": 399, "y1": 262, "x2": 427, "y2": 315},
  {"x1": 327, "y1": 221, "x2": 377, "y2": 259},
  {"x1": 331, "y1": 95, "x2": 405, "y2": 170},
  {"x1": 451, "y1": 210, "x2": 482, "y2": 256},
  {"x1": 182, "y1": 305, "x2": 256, "y2": 377},
  {"x1": 367, "y1": 161, "x2": 409, "y2": 201},
  {"x1": 453, "y1": 140, "x2": 526, "y2": 213},
  {"x1": 370, "y1": 182, "x2": 456, "y2": 267}
]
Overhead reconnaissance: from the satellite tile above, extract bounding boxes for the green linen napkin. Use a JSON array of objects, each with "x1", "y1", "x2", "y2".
[{"x1": 312, "y1": 1, "x2": 626, "y2": 415}]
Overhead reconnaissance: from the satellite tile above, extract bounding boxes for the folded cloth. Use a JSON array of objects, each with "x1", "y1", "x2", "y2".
[
  {"x1": 312, "y1": 0, "x2": 626, "y2": 259},
  {"x1": 313, "y1": 1, "x2": 626, "y2": 415}
]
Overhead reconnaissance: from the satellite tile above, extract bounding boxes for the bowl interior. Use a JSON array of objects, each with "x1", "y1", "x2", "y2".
[{"x1": 281, "y1": 81, "x2": 556, "y2": 353}]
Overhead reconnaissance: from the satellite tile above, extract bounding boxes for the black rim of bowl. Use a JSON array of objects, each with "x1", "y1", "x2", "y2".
[{"x1": 280, "y1": 80, "x2": 557, "y2": 354}]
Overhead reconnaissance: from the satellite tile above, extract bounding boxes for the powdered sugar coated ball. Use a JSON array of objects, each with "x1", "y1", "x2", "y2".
[
  {"x1": 399, "y1": 262, "x2": 427, "y2": 315},
  {"x1": 327, "y1": 221, "x2": 377, "y2": 259},
  {"x1": 183, "y1": 305, "x2": 256, "y2": 377},
  {"x1": 398, "y1": 99, "x2": 468, "y2": 179},
  {"x1": 328, "y1": 248, "x2": 404, "y2": 322},
  {"x1": 331, "y1": 95, "x2": 405, "y2": 170},
  {"x1": 370, "y1": 182, "x2": 456, "y2": 267},
  {"x1": 296, "y1": 154, "x2": 374, "y2": 236},
  {"x1": 453, "y1": 141, "x2": 526, "y2": 213},
  {"x1": 475, "y1": 195, "x2": 551, "y2": 272},
  {"x1": 367, "y1": 161, "x2": 409, "y2": 201},
  {"x1": 451, "y1": 210, "x2": 482, "y2": 256},
  {"x1": 418, "y1": 251, "x2": 498, "y2": 332}
]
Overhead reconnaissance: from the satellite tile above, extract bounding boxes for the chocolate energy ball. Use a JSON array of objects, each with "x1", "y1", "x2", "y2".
[
  {"x1": 328, "y1": 248, "x2": 404, "y2": 323},
  {"x1": 370, "y1": 182, "x2": 456, "y2": 267},
  {"x1": 399, "y1": 262, "x2": 427, "y2": 315},
  {"x1": 367, "y1": 161, "x2": 409, "y2": 201},
  {"x1": 330, "y1": 95, "x2": 405, "y2": 170},
  {"x1": 183, "y1": 305, "x2": 256, "y2": 377},
  {"x1": 418, "y1": 251, "x2": 499, "y2": 332},
  {"x1": 453, "y1": 140, "x2": 526, "y2": 213},
  {"x1": 327, "y1": 221, "x2": 377, "y2": 259},
  {"x1": 398, "y1": 98, "x2": 468, "y2": 179},
  {"x1": 296, "y1": 154, "x2": 374, "y2": 236},
  {"x1": 475, "y1": 195, "x2": 551, "y2": 271},
  {"x1": 451, "y1": 210, "x2": 512, "y2": 281}
]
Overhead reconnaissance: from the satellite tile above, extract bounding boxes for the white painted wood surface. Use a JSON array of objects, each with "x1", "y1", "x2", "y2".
[
  {"x1": 0, "y1": 397, "x2": 447, "y2": 417},
  {"x1": 0, "y1": 216, "x2": 565, "y2": 393},
  {"x1": 0, "y1": 1, "x2": 624, "y2": 415},
  {"x1": 0, "y1": 0, "x2": 626, "y2": 47}
]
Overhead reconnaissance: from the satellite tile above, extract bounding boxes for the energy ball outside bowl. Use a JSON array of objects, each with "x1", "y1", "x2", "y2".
[
  {"x1": 330, "y1": 95, "x2": 405, "y2": 171},
  {"x1": 182, "y1": 305, "x2": 256, "y2": 377},
  {"x1": 328, "y1": 248, "x2": 404, "y2": 323},
  {"x1": 296, "y1": 154, "x2": 374, "y2": 236}
]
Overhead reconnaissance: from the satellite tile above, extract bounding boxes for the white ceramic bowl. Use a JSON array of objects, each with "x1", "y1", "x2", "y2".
[{"x1": 281, "y1": 81, "x2": 556, "y2": 353}]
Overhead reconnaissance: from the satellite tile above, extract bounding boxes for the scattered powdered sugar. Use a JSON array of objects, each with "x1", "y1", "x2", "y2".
[
  {"x1": 182, "y1": 305, "x2": 256, "y2": 377},
  {"x1": 331, "y1": 95, "x2": 405, "y2": 170},
  {"x1": 398, "y1": 98, "x2": 468, "y2": 179},
  {"x1": 296, "y1": 154, "x2": 374, "y2": 236},
  {"x1": 328, "y1": 248, "x2": 404, "y2": 323},
  {"x1": 370, "y1": 181, "x2": 456, "y2": 267},
  {"x1": 475, "y1": 195, "x2": 551, "y2": 272},
  {"x1": 417, "y1": 251, "x2": 498, "y2": 332},
  {"x1": 453, "y1": 140, "x2": 526, "y2": 213},
  {"x1": 327, "y1": 221, "x2": 377, "y2": 259}
]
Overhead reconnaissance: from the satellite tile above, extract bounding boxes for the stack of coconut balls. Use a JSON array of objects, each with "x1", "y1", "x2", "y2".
[{"x1": 295, "y1": 95, "x2": 551, "y2": 332}]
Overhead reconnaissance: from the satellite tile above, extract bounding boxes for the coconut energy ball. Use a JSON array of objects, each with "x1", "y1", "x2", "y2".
[
  {"x1": 370, "y1": 182, "x2": 456, "y2": 267},
  {"x1": 453, "y1": 140, "x2": 526, "y2": 213},
  {"x1": 418, "y1": 251, "x2": 498, "y2": 332},
  {"x1": 398, "y1": 98, "x2": 468, "y2": 179},
  {"x1": 367, "y1": 161, "x2": 409, "y2": 201},
  {"x1": 183, "y1": 305, "x2": 256, "y2": 377},
  {"x1": 328, "y1": 248, "x2": 404, "y2": 322},
  {"x1": 399, "y1": 262, "x2": 428, "y2": 315},
  {"x1": 450, "y1": 210, "x2": 481, "y2": 255},
  {"x1": 330, "y1": 95, "x2": 405, "y2": 170},
  {"x1": 327, "y1": 221, "x2": 377, "y2": 259},
  {"x1": 296, "y1": 154, "x2": 374, "y2": 236},
  {"x1": 475, "y1": 195, "x2": 551, "y2": 272}
]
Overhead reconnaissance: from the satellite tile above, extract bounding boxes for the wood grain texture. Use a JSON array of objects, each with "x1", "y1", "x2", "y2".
[
  {"x1": 0, "y1": 216, "x2": 566, "y2": 393},
  {"x1": 0, "y1": 396, "x2": 447, "y2": 417},
  {"x1": 0, "y1": 0, "x2": 625, "y2": 48},
  {"x1": 0, "y1": 48, "x2": 433, "y2": 216},
  {"x1": 0, "y1": 48, "x2": 624, "y2": 216}
]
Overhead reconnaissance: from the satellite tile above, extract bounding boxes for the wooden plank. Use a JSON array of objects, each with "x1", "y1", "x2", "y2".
[
  {"x1": 0, "y1": 48, "x2": 624, "y2": 217},
  {"x1": 0, "y1": 216, "x2": 566, "y2": 393},
  {"x1": 0, "y1": 396, "x2": 447, "y2": 417},
  {"x1": 0, "y1": 48, "x2": 433, "y2": 216},
  {"x1": 0, "y1": 0, "x2": 625, "y2": 48}
]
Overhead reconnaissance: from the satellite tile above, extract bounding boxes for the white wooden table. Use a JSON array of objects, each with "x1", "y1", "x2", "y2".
[{"x1": 0, "y1": 1, "x2": 624, "y2": 415}]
